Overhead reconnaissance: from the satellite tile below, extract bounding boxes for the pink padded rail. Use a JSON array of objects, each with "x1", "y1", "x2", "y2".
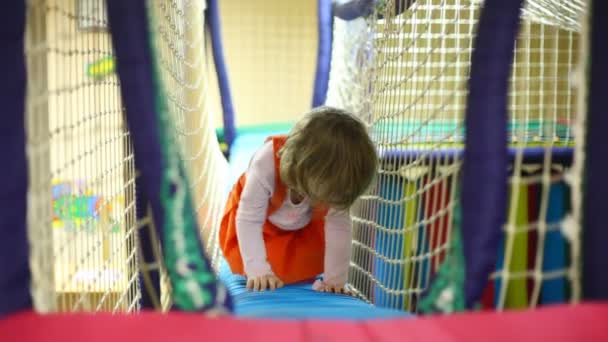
[{"x1": 1, "y1": 303, "x2": 607, "y2": 341}]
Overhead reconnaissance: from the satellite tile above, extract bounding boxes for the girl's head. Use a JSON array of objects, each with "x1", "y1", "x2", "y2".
[{"x1": 279, "y1": 106, "x2": 378, "y2": 210}]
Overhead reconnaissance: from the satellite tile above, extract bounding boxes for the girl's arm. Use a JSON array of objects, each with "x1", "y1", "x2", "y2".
[
  {"x1": 235, "y1": 142, "x2": 276, "y2": 278},
  {"x1": 320, "y1": 208, "x2": 353, "y2": 287}
]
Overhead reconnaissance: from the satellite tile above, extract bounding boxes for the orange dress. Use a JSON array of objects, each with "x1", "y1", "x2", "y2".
[{"x1": 219, "y1": 135, "x2": 328, "y2": 284}]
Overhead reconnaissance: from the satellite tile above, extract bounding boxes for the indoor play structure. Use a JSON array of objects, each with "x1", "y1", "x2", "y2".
[{"x1": 1, "y1": 0, "x2": 607, "y2": 340}]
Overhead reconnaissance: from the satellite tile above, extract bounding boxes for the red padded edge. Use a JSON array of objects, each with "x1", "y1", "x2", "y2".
[{"x1": 1, "y1": 303, "x2": 607, "y2": 342}]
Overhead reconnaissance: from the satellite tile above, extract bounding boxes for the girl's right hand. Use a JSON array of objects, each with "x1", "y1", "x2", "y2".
[
  {"x1": 246, "y1": 274, "x2": 284, "y2": 291},
  {"x1": 312, "y1": 279, "x2": 352, "y2": 295}
]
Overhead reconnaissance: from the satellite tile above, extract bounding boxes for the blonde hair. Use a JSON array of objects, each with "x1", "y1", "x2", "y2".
[{"x1": 279, "y1": 106, "x2": 378, "y2": 210}]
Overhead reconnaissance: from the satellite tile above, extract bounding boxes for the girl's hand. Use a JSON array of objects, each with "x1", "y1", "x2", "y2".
[
  {"x1": 312, "y1": 279, "x2": 352, "y2": 295},
  {"x1": 246, "y1": 274, "x2": 284, "y2": 291}
]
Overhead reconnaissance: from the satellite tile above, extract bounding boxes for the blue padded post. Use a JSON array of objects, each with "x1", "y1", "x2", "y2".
[
  {"x1": 332, "y1": 0, "x2": 374, "y2": 20},
  {"x1": 206, "y1": 0, "x2": 236, "y2": 152},
  {"x1": 135, "y1": 176, "x2": 161, "y2": 309},
  {"x1": 417, "y1": 187, "x2": 430, "y2": 290},
  {"x1": 582, "y1": 0, "x2": 608, "y2": 300},
  {"x1": 461, "y1": 0, "x2": 524, "y2": 308},
  {"x1": 0, "y1": 0, "x2": 30, "y2": 318},
  {"x1": 312, "y1": 0, "x2": 333, "y2": 107}
]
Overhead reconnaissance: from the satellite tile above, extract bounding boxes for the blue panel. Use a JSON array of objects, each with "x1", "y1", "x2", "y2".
[
  {"x1": 417, "y1": 201, "x2": 430, "y2": 290},
  {"x1": 541, "y1": 182, "x2": 567, "y2": 304},
  {"x1": 373, "y1": 170, "x2": 404, "y2": 308},
  {"x1": 218, "y1": 260, "x2": 411, "y2": 320},
  {"x1": 311, "y1": 0, "x2": 333, "y2": 107},
  {"x1": 206, "y1": 0, "x2": 236, "y2": 150}
]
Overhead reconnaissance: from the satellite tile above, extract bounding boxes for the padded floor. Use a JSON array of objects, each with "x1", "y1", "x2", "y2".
[{"x1": 218, "y1": 260, "x2": 411, "y2": 320}]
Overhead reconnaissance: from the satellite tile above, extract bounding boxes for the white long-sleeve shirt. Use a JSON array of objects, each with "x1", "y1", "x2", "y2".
[{"x1": 235, "y1": 141, "x2": 352, "y2": 286}]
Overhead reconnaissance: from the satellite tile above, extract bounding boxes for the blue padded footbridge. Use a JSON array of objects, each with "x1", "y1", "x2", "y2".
[{"x1": 218, "y1": 260, "x2": 411, "y2": 320}]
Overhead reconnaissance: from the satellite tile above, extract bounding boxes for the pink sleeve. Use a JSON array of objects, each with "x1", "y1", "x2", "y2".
[
  {"x1": 235, "y1": 142, "x2": 276, "y2": 278},
  {"x1": 321, "y1": 208, "x2": 353, "y2": 286}
]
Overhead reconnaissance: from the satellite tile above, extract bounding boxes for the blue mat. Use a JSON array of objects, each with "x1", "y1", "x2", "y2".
[{"x1": 218, "y1": 260, "x2": 412, "y2": 320}]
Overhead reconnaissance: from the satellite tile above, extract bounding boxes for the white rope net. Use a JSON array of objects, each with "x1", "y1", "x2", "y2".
[
  {"x1": 146, "y1": 0, "x2": 229, "y2": 310},
  {"x1": 25, "y1": 0, "x2": 139, "y2": 313},
  {"x1": 24, "y1": 0, "x2": 228, "y2": 313},
  {"x1": 327, "y1": 0, "x2": 586, "y2": 312},
  {"x1": 23, "y1": 0, "x2": 588, "y2": 315}
]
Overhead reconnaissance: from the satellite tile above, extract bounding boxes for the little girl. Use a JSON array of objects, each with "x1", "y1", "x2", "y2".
[{"x1": 219, "y1": 106, "x2": 377, "y2": 294}]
